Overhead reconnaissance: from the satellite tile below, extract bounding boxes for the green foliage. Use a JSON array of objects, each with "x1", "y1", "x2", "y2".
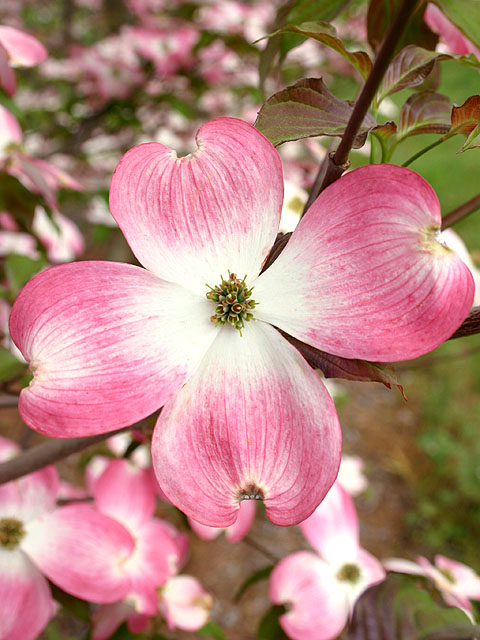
[
  {"x1": 0, "y1": 346, "x2": 26, "y2": 383},
  {"x1": 198, "y1": 620, "x2": 227, "y2": 639},
  {"x1": 257, "y1": 605, "x2": 289, "y2": 640},
  {"x1": 234, "y1": 565, "x2": 274, "y2": 601},
  {"x1": 4, "y1": 254, "x2": 48, "y2": 298},
  {"x1": 433, "y1": 0, "x2": 480, "y2": 48}
]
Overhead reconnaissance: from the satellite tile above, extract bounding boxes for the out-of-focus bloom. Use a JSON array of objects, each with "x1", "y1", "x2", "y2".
[
  {"x1": 0, "y1": 437, "x2": 136, "y2": 640},
  {"x1": 424, "y1": 4, "x2": 480, "y2": 58},
  {"x1": 0, "y1": 25, "x2": 47, "y2": 96},
  {"x1": 0, "y1": 106, "x2": 21, "y2": 161},
  {"x1": 127, "y1": 25, "x2": 198, "y2": 77},
  {"x1": 188, "y1": 499, "x2": 256, "y2": 543},
  {"x1": 384, "y1": 555, "x2": 480, "y2": 614},
  {"x1": 270, "y1": 483, "x2": 385, "y2": 640},
  {"x1": 10, "y1": 118, "x2": 474, "y2": 528},
  {"x1": 279, "y1": 180, "x2": 308, "y2": 233},
  {"x1": 32, "y1": 207, "x2": 84, "y2": 264},
  {"x1": 337, "y1": 455, "x2": 368, "y2": 496},
  {"x1": 160, "y1": 575, "x2": 213, "y2": 632}
]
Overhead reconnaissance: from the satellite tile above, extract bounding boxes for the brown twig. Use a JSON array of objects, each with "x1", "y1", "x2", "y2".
[
  {"x1": 0, "y1": 425, "x2": 131, "y2": 485},
  {"x1": 441, "y1": 193, "x2": 480, "y2": 229},
  {"x1": 448, "y1": 306, "x2": 480, "y2": 340},
  {"x1": 303, "y1": 0, "x2": 420, "y2": 213}
]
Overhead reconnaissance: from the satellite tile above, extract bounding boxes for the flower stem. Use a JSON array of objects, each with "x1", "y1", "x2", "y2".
[
  {"x1": 449, "y1": 306, "x2": 480, "y2": 340},
  {"x1": 401, "y1": 137, "x2": 447, "y2": 168},
  {"x1": 441, "y1": 193, "x2": 480, "y2": 229},
  {"x1": 303, "y1": 0, "x2": 420, "y2": 214}
]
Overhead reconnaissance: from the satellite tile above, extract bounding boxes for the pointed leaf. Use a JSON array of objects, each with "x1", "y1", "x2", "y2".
[
  {"x1": 397, "y1": 91, "x2": 451, "y2": 139},
  {"x1": 433, "y1": 0, "x2": 480, "y2": 49},
  {"x1": 235, "y1": 565, "x2": 274, "y2": 602},
  {"x1": 257, "y1": 605, "x2": 289, "y2": 640},
  {"x1": 198, "y1": 621, "x2": 226, "y2": 639},
  {"x1": 449, "y1": 95, "x2": 480, "y2": 152},
  {"x1": 270, "y1": 22, "x2": 372, "y2": 78},
  {"x1": 367, "y1": 0, "x2": 438, "y2": 53},
  {"x1": 377, "y1": 45, "x2": 449, "y2": 105},
  {"x1": 280, "y1": 330, "x2": 404, "y2": 394},
  {"x1": 255, "y1": 77, "x2": 377, "y2": 146}
]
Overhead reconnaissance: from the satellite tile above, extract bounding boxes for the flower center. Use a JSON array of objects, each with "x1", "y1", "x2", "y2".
[
  {"x1": 206, "y1": 272, "x2": 256, "y2": 334},
  {"x1": 0, "y1": 517, "x2": 25, "y2": 550},
  {"x1": 336, "y1": 563, "x2": 361, "y2": 584}
]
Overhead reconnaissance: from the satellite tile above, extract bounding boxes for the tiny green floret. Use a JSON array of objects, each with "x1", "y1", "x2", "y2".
[
  {"x1": 206, "y1": 272, "x2": 256, "y2": 334},
  {"x1": 336, "y1": 562, "x2": 361, "y2": 584},
  {"x1": 0, "y1": 517, "x2": 25, "y2": 550}
]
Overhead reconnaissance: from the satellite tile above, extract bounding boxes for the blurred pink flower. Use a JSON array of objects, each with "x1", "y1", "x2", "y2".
[
  {"x1": 188, "y1": 500, "x2": 256, "y2": 543},
  {"x1": 0, "y1": 437, "x2": 137, "y2": 640},
  {"x1": 384, "y1": 554, "x2": 480, "y2": 614},
  {"x1": 270, "y1": 483, "x2": 385, "y2": 640},
  {"x1": 0, "y1": 25, "x2": 46, "y2": 96},
  {"x1": 160, "y1": 575, "x2": 213, "y2": 632},
  {"x1": 424, "y1": 4, "x2": 480, "y2": 58},
  {"x1": 9, "y1": 118, "x2": 474, "y2": 528}
]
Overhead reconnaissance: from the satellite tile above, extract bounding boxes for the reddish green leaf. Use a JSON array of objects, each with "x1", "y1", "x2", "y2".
[
  {"x1": 255, "y1": 77, "x2": 377, "y2": 146},
  {"x1": 397, "y1": 91, "x2": 451, "y2": 139},
  {"x1": 376, "y1": 45, "x2": 449, "y2": 104},
  {"x1": 270, "y1": 22, "x2": 372, "y2": 78},
  {"x1": 280, "y1": 330, "x2": 405, "y2": 396},
  {"x1": 449, "y1": 95, "x2": 480, "y2": 152},
  {"x1": 367, "y1": 0, "x2": 438, "y2": 53}
]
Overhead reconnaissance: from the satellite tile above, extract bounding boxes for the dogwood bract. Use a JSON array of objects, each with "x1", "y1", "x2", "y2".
[{"x1": 9, "y1": 117, "x2": 473, "y2": 526}]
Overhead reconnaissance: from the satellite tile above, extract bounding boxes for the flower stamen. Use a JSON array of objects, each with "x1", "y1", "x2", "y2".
[
  {"x1": 206, "y1": 272, "x2": 256, "y2": 334},
  {"x1": 0, "y1": 517, "x2": 25, "y2": 550}
]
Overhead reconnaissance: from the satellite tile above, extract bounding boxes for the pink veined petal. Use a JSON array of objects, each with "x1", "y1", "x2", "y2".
[
  {"x1": 188, "y1": 499, "x2": 256, "y2": 543},
  {"x1": 225, "y1": 499, "x2": 256, "y2": 542},
  {"x1": 299, "y1": 483, "x2": 359, "y2": 565},
  {"x1": 9, "y1": 261, "x2": 217, "y2": 436},
  {"x1": 109, "y1": 117, "x2": 283, "y2": 292},
  {"x1": 152, "y1": 321, "x2": 341, "y2": 527},
  {"x1": 188, "y1": 518, "x2": 222, "y2": 542},
  {"x1": 0, "y1": 105, "x2": 22, "y2": 157},
  {"x1": 160, "y1": 575, "x2": 213, "y2": 632},
  {"x1": 434, "y1": 555, "x2": 480, "y2": 600},
  {"x1": 0, "y1": 44, "x2": 16, "y2": 96},
  {"x1": 94, "y1": 459, "x2": 156, "y2": 529},
  {"x1": 21, "y1": 504, "x2": 134, "y2": 603},
  {"x1": 270, "y1": 551, "x2": 350, "y2": 640},
  {"x1": 254, "y1": 164, "x2": 474, "y2": 362},
  {"x1": 0, "y1": 465, "x2": 59, "y2": 522},
  {"x1": 0, "y1": 548, "x2": 55, "y2": 640},
  {"x1": 0, "y1": 26, "x2": 47, "y2": 67}
]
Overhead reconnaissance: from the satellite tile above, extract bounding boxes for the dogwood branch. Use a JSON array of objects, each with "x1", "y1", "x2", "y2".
[
  {"x1": 303, "y1": 0, "x2": 420, "y2": 212},
  {"x1": 449, "y1": 306, "x2": 480, "y2": 340},
  {"x1": 441, "y1": 193, "x2": 480, "y2": 229},
  {"x1": 0, "y1": 425, "x2": 131, "y2": 485}
]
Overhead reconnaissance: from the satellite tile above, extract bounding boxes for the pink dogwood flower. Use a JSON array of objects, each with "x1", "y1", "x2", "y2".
[
  {"x1": 90, "y1": 458, "x2": 189, "y2": 639},
  {"x1": 9, "y1": 118, "x2": 474, "y2": 527},
  {"x1": 188, "y1": 499, "x2": 256, "y2": 543},
  {"x1": 160, "y1": 575, "x2": 213, "y2": 632},
  {"x1": 0, "y1": 25, "x2": 47, "y2": 96},
  {"x1": 270, "y1": 483, "x2": 385, "y2": 640},
  {"x1": 0, "y1": 437, "x2": 139, "y2": 640},
  {"x1": 384, "y1": 555, "x2": 480, "y2": 614}
]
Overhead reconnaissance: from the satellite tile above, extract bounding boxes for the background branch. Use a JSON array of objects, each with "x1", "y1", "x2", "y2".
[{"x1": 441, "y1": 193, "x2": 480, "y2": 229}]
